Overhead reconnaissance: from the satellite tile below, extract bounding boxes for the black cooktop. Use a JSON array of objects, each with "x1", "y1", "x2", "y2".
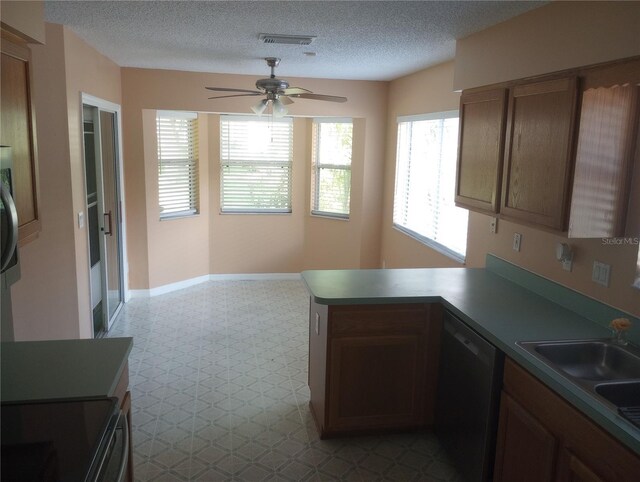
[{"x1": 1, "y1": 397, "x2": 119, "y2": 482}]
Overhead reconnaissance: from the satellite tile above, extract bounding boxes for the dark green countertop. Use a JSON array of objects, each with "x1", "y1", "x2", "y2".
[
  {"x1": 1, "y1": 337, "x2": 133, "y2": 402},
  {"x1": 301, "y1": 266, "x2": 640, "y2": 454}
]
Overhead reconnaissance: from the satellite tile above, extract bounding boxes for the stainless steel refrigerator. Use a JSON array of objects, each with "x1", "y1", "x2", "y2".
[{"x1": 1, "y1": 146, "x2": 21, "y2": 341}]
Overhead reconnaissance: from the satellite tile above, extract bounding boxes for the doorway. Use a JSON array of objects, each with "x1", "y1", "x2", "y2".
[{"x1": 81, "y1": 95, "x2": 127, "y2": 337}]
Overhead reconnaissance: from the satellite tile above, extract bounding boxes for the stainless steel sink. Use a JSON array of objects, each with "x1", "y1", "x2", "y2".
[
  {"x1": 517, "y1": 339, "x2": 640, "y2": 423},
  {"x1": 595, "y1": 381, "x2": 640, "y2": 407},
  {"x1": 532, "y1": 340, "x2": 640, "y2": 381}
]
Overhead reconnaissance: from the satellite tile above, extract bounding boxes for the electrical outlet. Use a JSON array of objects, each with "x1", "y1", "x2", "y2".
[
  {"x1": 592, "y1": 261, "x2": 611, "y2": 287},
  {"x1": 489, "y1": 218, "x2": 498, "y2": 234},
  {"x1": 513, "y1": 233, "x2": 522, "y2": 252},
  {"x1": 77, "y1": 211, "x2": 85, "y2": 229}
]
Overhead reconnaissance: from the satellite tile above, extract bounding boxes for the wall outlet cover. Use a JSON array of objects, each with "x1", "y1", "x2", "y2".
[
  {"x1": 592, "y1": 261, "x2": 611, "y2": 287},
  {"x1": 513, "y1": 233, "x2": 522, "y2": 252},
  {"x1": 490, "y1": 218, "x2": 498, "y2": 234}
]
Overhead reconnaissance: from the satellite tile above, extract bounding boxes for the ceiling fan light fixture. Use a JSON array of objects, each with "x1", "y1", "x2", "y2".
[
  {"x1": 272, "y1": 98, "x2": 288, "y2": 118},
  {"x1": 251, "y1": 99, "x2": 268, "y2": 115}
]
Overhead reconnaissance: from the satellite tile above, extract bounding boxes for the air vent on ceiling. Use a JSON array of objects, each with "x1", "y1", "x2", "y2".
[{"x1": 259, "y1": 34, "x2": 316, "y2": 46}]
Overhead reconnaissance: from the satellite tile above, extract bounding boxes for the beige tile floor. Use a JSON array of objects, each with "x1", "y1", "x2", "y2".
[{"x1": 109, "y1": 280, "x2": 461, "y2": 481}]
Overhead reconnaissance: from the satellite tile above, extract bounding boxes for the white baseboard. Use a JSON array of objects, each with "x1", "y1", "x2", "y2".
[{"x1": 128, "y1": 273, "x2": 302, "y2": 298}]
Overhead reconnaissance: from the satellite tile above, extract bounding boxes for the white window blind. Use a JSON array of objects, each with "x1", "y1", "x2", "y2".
[
  {"x1": 312, "y1": 119, "x2": 353, "y2": 218},
  {"x1": 220, "y1": 116, "x2": 293, "y2": 213},
  {"x1": 393, "y1": 111, "x2": 469, "y2": 262},
  {"x1": 157, "y1": 111, "x2": 199, "y2": 219}
]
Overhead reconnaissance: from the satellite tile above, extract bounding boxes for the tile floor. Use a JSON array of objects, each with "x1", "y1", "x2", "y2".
[{"x1": 108, "y1": 279, "x2": 461, "y2": 481}]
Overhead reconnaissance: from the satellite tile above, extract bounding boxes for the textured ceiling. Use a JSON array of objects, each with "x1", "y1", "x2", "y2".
[{"x1": 44, "y1": 1, "x2": 544, "y2": 81}]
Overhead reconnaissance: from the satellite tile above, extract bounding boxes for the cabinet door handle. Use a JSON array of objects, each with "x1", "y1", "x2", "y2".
[{"x1": 103, "y1": 211, "x2": 113, "y2": 236}]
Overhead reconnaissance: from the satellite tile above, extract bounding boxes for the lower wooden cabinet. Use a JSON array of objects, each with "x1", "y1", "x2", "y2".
[
  {"x1": 494, "y1": 358, "x2": 640, "y2": 482},
  {"x1": 308, "y1": 300, "x2": 442, "y2": 438}
]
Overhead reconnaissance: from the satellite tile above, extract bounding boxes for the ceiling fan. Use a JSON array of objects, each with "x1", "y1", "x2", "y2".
[{"x1": 205, "y1": 57, "x2": 347, "y2": 117}]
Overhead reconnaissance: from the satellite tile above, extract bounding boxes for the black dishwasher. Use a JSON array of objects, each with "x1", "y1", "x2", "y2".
[{"x1": 434, "y1": 310, "x2": 504, "y2": 482}]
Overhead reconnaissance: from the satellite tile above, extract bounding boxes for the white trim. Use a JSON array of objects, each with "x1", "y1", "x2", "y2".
[
  {"x1": 129, "y1": 273, "x2": 302, "y2": 298},
  {"x1": 157, "y1": 110, "x2": 198, "y2": 119},
  {"x1": 397, "y1": 110, "x2": 458, "y2": 123},
  {"x1": 81, "y1": 93, "x2": 130, "y2": 313},
  {"x1": 313, "y1": 117, "x2": 353, "y2": 124}
]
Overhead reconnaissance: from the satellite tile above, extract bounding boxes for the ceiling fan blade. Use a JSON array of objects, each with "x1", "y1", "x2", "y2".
[
  {"x1": 289, "y1": 93, "x2": 348, "y2": 103},
  {"x1": 205, "y1": 87, "x2": 261, "y2": 94},
  {"x1": 283, "y1": 86, "x2": 312, "y2": 95},
  {"x1": 279, "y1": 96, "x2": 294, "y2": 105},
  {"x1": 208, "y1": 93, "x2": 262, "y2": 100}
]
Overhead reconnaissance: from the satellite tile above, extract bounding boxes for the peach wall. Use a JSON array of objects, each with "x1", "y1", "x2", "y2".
[
  {"x1": 454, "y1": 1, "x2": 640, "y2": 91},
  {"x1": 11, "y1": 23, "x2": 79, "y2": 340},
  {"x1": 11, "y1": 23, "x2": 122, "y2": 340},
  {"x1": 381, "y1": 62, "x2": 466, "y2": 269},
  {"x1": 1, "y1": 1, "x2": 45, "y2": 44},
  {"x1": 142, "y1": 110, "x2": 211, "y2": 287},
  {"x1": 121, "y1": 68, "x2": 387, "y2": 288}
]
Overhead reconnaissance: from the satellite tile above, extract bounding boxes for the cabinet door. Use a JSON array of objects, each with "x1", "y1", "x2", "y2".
[
  {"x1": 1, "y1": 34, "x2": 40, "y2": 244},
  {"x1": 568, "y1": 58, "x2": 640, "y2": 238},
  {"x1": 327, "y1": 333, "x2": 427, "y2": 432},
  {"x1": 494, "y1": 392, "x2": 557, "y2": 482},
  {"x1": 455, "y1": 88, "x2": 507, "y2": 214},
  {"x1": 556, "y1": 449, "x2": 605, "y2": 482},
  {"x1": 501, "y1": 77, "x2": 578, "y2": 230}
]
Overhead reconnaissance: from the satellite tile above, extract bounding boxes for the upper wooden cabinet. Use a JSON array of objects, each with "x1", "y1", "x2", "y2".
[
  {"x1": 455, "y1": 88, "x2": 507, "y2": 214},
  {"x1": 568, "y1": 59, "x2": 640, "y2": 238},
  {"x1": 501, "y1": 77, "x2": 579, "y2": 231},
  {"x1": 1, "y1": 32, "x2": 41, "y2": 245},
  {"x1": 456, "y1": 57, "x2": 640, "y2": 236}
]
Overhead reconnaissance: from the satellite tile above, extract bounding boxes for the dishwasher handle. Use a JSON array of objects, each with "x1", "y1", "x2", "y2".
[
  {"x1": 453, "y1": 331, "x2": 480, "y2": 356},
  {"x1": 444, "y1": 317, "x2": 496, "y2": 367}
]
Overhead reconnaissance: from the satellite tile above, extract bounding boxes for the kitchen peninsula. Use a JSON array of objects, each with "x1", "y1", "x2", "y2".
[{"x1": 302, "y1": 255, "x2": 640, "y2": 480}]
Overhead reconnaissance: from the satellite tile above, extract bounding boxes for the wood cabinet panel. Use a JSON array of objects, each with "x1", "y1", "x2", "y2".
[
  {"x1": 308, "y1": 302, "x2": 442, "y2": 438},
  {"x1": 1, "y1": 33, "x2": 40, "y2": 244},
  {"x1": 328, "y1": 334, "x2": 425, "y2": 430},
  {"x1": 501, "y1": 77, "x2": 578, "y2": 230},
  {"x1": 455, "y1": 88, "x2": 507, "y2": 214},
  {"x1": 496, "y1": 358, "x2": 640, "y2": 482},
  {"x1": 494, "y1": 392, "x2": 557, "y2": 482},
  {"x1": 568, "y1": 58, "x2": 640, "y2": 238}
]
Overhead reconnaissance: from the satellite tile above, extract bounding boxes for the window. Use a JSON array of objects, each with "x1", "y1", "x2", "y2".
[
  {"x1": 156, "y1": 111, "x2": 199, "y2": 219},
  {"x1": 393, "y1": 111, "x2": 469, "y2": 262},
  {"x1": 311, "y1": 119, "x2": 353, "y2": 218},
  {"x1": 220, "y1": 115, "x2": 293, "y2": 213}
]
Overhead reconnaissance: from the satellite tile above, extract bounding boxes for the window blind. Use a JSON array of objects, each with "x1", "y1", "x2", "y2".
[
  {"x1": 312, "y1": 119, "x2": 353, "y2": 218},
  {"x1": 220, "y1": 115, "x2": 293, "y2": 213},
  {"x1": 157, "y1": 111, "x2": 199, "y2": 219},
  {"x1": 393, "y1": 111, "x2": 468, "y2": 261}
]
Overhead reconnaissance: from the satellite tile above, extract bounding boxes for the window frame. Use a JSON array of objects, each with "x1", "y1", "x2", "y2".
[
  {"x1": 156, "y1": 110, "x2": 199, "y2": 220},
  {"x1": 311, "y1": 118, "x2": 353, "y2": 220},
  {"x1": 393, "y1": 110, "x2": 468, "y2": 263},
  {"x1": 219, "y1": 115, "x2": 293, "y2": 214}
]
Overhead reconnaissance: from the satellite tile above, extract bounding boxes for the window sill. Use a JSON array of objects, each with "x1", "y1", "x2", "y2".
[
  {"x1": 160, "y1": 212, "x2": 199, "y2": 221},
  {"x1": 393, "y1": 224, "x2": 466, "y2": 265},
  {"x1": 311, "y1": 211, "x2": 350, "y2": 221}
]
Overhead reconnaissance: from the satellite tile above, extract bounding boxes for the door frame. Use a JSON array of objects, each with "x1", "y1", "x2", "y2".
[{"x1": 80, "y1": 93, "x2": 129, "y2": 335}]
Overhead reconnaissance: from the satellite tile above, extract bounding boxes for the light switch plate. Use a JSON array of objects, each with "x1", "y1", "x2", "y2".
[{"x1": 592, "y1": 261, "x2": 611, "y2": 287}]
